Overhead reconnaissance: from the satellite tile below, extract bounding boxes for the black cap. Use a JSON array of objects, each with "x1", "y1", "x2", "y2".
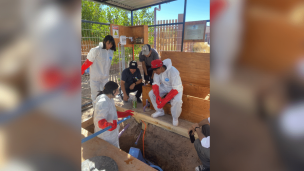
[{"x1": 129, "y1": 61, "x2": 137, "y2": 69}]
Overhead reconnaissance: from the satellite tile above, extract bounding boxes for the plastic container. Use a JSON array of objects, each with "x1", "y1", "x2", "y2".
[
  {"x1": 85, "y1": 68, "x2": 90, "y2": 74},
  {"x1": 132, "y1": 96, "x2": 137, "y2": 108}
]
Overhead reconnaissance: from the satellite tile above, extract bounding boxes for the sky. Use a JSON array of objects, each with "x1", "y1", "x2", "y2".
[{"x1": 149, "y1": 0, "x2": 210, "y2": 22}]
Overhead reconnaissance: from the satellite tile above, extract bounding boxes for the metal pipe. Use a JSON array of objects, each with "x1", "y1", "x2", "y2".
[
  {"x1": 131, "y1": 11, "x2": 133, "y2": 26},
  {"x1": 143, "y1": 99, "x2": 149, "y2": 112},
  {"x1": 81, "y1": 116, "x2": 131, "y2": 143},
  {"x1": 135, "y1": 130, "x2": 143, "y2": 145},
  {"x1": 154, "y1": 5, "x2": 161, "y2": 49},
  {"x1": 148, "y1": 22, "x2": 183, "y2": 27},
  {"x1": 82, "y1": 102, "x2": 92, "y2": 108},
  {"x1": 181, "y1": 0, "x2": 187, "y2": 52},
  {"x1": 81, "y1": 20, "x2": 110, "y2": 25},
  {"x1": 118, "y1": 123, "x2": 130, "y2": 138}
]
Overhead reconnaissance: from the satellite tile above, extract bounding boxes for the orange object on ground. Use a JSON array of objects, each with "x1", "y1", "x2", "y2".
[{"x1": 142, "y1": 120, "x2": 147, "y2": 158}]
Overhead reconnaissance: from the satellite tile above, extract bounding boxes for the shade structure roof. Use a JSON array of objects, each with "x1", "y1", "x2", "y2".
[{"x1": 93, "y1": 0, "x2": 176, "y2": 11}]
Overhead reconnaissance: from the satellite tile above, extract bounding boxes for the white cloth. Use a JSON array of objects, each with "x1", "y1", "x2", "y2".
[
  {"x1": 90, "y1": 78, "x2": 108, "y2": 108},
  {"x1": 201, "y1": 117, "x2": 210, "y2": 148},
  {"x1": 152, "y1": 59, "x2": 183, "y2": 93},
  {"x1": 93, "y1": 94, "x2": 120, "y2": 148},
  {"x1": 279, "y1": 102, "x2": 304, "y2": 139},
  {"x1": 150, "y1": 59, "x2": 183, "y2": 119},
  {"x1": 87, "y1": 42, "x2": 113, "y2": 105}
]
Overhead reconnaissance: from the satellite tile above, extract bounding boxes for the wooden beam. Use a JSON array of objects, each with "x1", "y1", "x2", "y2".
[
  {"x1": 182, "y1": 82, "x2": 210, "y2": 98},
  {"x1": 115, "y1": 102, "x2": 197, "y2": 139},
  {"x1": 161, "y1": 51, "x2": 210, "y2": 87},
  {"x1": 81, "y1": 117, "x2": 93, "y2": 129},
  {"x1": 81, "y1": 128, "x2": 156, "y2": 171}
]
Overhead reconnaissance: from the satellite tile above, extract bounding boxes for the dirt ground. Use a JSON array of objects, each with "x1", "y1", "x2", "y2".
[
  {"x1": 118, "y1": 118, "x2": 202, "y2": 171},
  {"x1": 84, "y1": 117, "x2": 202, "y2": 171}
]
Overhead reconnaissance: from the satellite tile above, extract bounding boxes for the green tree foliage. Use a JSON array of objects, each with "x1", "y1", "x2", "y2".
[{"x1": 81, "y1": 0, "x2": 155, "y2": 64}]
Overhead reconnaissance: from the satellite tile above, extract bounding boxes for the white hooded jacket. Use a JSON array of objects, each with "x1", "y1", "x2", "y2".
[
  {"x1": 87, "y1": 42, "x2": 114, "y2": 81},
  {"x1": 93, "y1": 94, "x2": 120, "y2": 148},
  {"x1": 153, "y1": 59, "x2": 183, "y2": 93}
]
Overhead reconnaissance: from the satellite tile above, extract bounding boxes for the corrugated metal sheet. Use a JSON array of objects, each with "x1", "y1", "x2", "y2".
[{"x1": 94, "y1": 0, "x2": 176, "y2": 11}]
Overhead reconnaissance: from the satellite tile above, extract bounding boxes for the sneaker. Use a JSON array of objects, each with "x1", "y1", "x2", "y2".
[
  {"x1": 195, "y1": 165, "x2": 210, "y2": 171},
  {"x1": 151, "y1": 111, "x2": 165, "y2": 118},
  {"x1": 137, "y1": 97, "x2": 142, "y2": 103},
  {"x1": 173, "y1": 118, "x2": 179, "y2": 126}
]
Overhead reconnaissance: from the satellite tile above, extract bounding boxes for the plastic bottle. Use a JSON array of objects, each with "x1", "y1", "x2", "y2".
[{"x1": 132, "y1": 96, "x2": 137, "y2": 108}]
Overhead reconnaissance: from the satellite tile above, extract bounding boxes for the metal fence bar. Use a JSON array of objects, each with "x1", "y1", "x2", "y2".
[{"x1": 81, "y1": 19, "x2": 110, "y2": 25}]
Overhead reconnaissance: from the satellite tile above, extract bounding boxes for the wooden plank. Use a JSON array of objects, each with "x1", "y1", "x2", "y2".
[
  {"x1": 81, "y1": 128, "x2": 156, "y2": 171},
  {"x1": 169, "y1": 19, "x2": 172, "y2": 51},
  {"x1": 166, "y1": 20, "x2": 168, "y2": 51},
  {"x1": 161, "y1": 51, "x2": 210, "y2": 86},
  {"x1": 115, "y1": 102, "x2": 197, "y2": 139},
  {"x1": 175, "y1": 19, "x2": 178, "y2": 51},
  {"x1": 81, "y1": 117, "x2": 93, "y2": 129},
  {"x1": 182, "y1": 82, "x2": 210, "y2": 98},
  {"x1": 142, "y1": 85, "x2": 210, "y2": 123},
  {"x1": 177, "y1": 14, "x2": 183, "y2": 51}
]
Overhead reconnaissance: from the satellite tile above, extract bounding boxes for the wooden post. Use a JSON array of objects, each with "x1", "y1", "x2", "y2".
[
  {"x1": 170, "y1": 19, "x2": 173, "y2": 51},
  {"x1": 177, "y1": 14, "x2": 183, "y2": 52},
  {"x1": 174, "y1": 19, "x2": 177, "y2": 51},
  {"x1": 168, "y1": 20, "x2": 171, "y2": 51},
  {"x1": 165, "y1": 20, "x2": 168, "y2": 51}
]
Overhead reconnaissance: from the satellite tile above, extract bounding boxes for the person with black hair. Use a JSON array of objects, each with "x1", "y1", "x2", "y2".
[
  {"x1": 93, "y1": 81, "x2": 134, "y2": 148},
  {"x1": 189, "y1": 117, "x2": 210, "y2": 171},
  {"x1": 139, "y1": 44, "x2": 159, "y2": 85},
  {"x1": 81, "y1": 35, "x2": 116, "y2": 108},
  {"x1": 121, "y1": 61, "x2": 144, "y2": 103}
]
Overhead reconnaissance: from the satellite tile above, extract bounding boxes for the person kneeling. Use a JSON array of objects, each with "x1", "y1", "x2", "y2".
[
  {"x1": 94, "y1": 81, "x2": 134, "y2": 148},
  {"x1": 120, "y1": 61, "x2": 144, "y2": 103},
  {"x1": 189, "y1": 117, "x2": 210, "y2": 171}
]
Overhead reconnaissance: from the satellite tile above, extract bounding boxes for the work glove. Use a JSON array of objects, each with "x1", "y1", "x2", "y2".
[
  {"x1": 98, "y1": 119, "x2": 117, "y2": 131},
  {"x1": 157, "y1": 89, "x2": 178, "y2": 109},
  {"x1": 152, "y1": 84, "x2": 162, "y2": 105},
  {"x1": 117, "y1": 110, "x2": 134, "y2": 118},
  {"x1": 81, "y1": 59, "x2": 93, "y2": 75}
]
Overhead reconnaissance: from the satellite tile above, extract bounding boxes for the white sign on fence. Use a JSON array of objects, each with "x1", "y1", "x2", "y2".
[
  {"x1": 184, "y1": 24, "x2": 205, "y2": 41},
  {"x1": 112, "y1": 26, "x2": 119, "y2": 38}
]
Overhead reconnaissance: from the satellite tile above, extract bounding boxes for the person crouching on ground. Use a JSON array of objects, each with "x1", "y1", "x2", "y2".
[
  {"x1": 189, "y1": 117, "x2": 210, "y2": 171},
  {"x1": 120, "y1": 61, "x2": 144, "y2": 103},
  {"x1": 94, "y1": 81, "x2": 134, "y2": 148},
  {"x1": 148, "y1": 59, "x2": 183, "y2": 126}
]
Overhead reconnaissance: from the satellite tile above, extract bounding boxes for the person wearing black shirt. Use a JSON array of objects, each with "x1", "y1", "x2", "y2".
[{"x1": 120, "y1": 61, "x2": 143, "y2": 103}]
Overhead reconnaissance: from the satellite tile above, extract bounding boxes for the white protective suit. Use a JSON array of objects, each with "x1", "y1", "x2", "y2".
[
  {"x1": 149, "y1": 59, "x2": 183, "y2": 119},
  {"x1": 87, "y1": 42, "x2": 114, "y2": 107},
  {"x1": 93, "y1": 94, "x2": 120, "y2": 148}
]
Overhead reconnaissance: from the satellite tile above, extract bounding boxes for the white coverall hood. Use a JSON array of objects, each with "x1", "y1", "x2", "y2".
[
  {"x1": 153, "y1": 58, "x2": 183, "y2": 93},
  {"x1": 94, "y1": 94, "x2": 120, "y2": 148}
]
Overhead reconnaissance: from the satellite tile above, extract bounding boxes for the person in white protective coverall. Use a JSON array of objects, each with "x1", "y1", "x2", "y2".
[
  {"x1": 94, "y1": 81, "x2": 134, "y2": 148},
  {"x1": 81, "y1": 35, "x2": 116, "y2": 108},
  {"x1": 148, "y1": 59, "x2": 183, "y2": 126}
]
